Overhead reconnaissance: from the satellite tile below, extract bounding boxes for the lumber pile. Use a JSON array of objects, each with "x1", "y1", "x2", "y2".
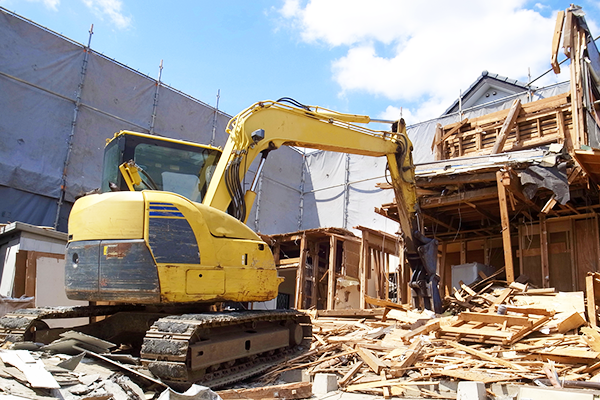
[{"x1": 261, "y1": 287, "x2": 600, "y2": 399}]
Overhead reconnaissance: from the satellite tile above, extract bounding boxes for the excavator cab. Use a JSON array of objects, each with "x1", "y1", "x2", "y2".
[{"x1": 101, "y1": 131, "x2": 222, "y2": 202}]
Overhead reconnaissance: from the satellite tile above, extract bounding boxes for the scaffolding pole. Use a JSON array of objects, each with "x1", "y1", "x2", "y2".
[
  {"x1": 53, "y1": 24, "x2": 93, "y2": 230},
  {"x1": 149, "y1": 60, "x2": 163, "y2": 135}
]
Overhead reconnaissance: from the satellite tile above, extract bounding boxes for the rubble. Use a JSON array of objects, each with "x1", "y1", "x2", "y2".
[{"x1": 0, "y1": 275, "x2": 597, "y2": 400}]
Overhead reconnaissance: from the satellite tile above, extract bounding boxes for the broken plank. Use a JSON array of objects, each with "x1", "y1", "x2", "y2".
[
  {"x1": 432, "y1": 368, "x2": 522, "y2": 384},
  {"x1": 493, "y1": 305, "x2": 555, "y2": 316},
  {"x1": 314, "y1": 309, "x2": 384, "y2": 318},
  {"x1": 364, "y1": 295, "x2": 411, "y2": 311},
  {"x1": 459, "y1": 312, "x2": 532, "y2": 327},
  {"x1": 443, "y1": 341, "x2": 527, "y2": 371},
  {"x1": 380, "y1": 370, "x2": 391, "y2": 399},
  {"x1": 400, "y1": 320, "x2": 440, "y2": 343},
  {"x1": 355, "y1": 346, "x2": 388, "y2": 375},
  {"x1": 557, "y1": 311, "x2": 586, "y2": 333},
  {"x1": 346, "y1": 379, "x2": 439, "y2": 392},
  {"x1": 217, "y1": 382, "x2": 312, "y2": 399},
  {"x1": 389, "y1": 338, "x2": 423, "y2": 377},
  {"x1": 581, "y1": 326, "x2": 600, "y2": 352},
  {"x1": 338, "y1": 361, "x2": 363, "y2": 387}
]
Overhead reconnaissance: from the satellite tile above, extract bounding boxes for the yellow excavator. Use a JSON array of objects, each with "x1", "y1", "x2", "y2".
[{"x1": 0, "y1": 99, "x2": 440, "y2": 387}]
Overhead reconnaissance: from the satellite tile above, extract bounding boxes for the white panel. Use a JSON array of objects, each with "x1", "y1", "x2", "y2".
[{"x1": 35, "y1": 257, "x2": 87, "y2": 328}]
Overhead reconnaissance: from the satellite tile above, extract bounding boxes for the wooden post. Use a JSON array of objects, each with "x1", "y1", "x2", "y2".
[
  {"x1": 385, "y1": 253, "x2": 390, "y2": 300},
  {"x1": 540, "y1": 215, "x2": 550, "y2": 288},
  {"x1": 496, "y1": 170, "x2": 515, "y2": 283},
  {"x1": 484, "y1": 238, "x2": 490, "y2": 266},
  {"x1": 327, "y1": 236, "x2": 337, "y2": 310},
  {"x1": 359, "y1": 232, "x2": 369, "y2": 309},
  {"x1": 310, "y1": 243, "x2": 319, "y2": 308},
  {"x1": 569, "y1": 19, "x2": 584, "y2": 150},
  {"x1": 586, "y1": 273, "x2": 600, "y2": 327},
  {"x1": 433, "y1": 123, "x2": 443, "y2": 161},
  {"x1": 373, "y1": 250, "x2": 381, "y2": 299},
  {"x1": 460, "y1": 241, "x2": 467, "y2": 265},
  {"x1": 551, "y1": 10, "x2": 565, "y2": 74},
  {"x1": 570, "y1": 218, "x2": 577, "y2": 292},
  {"x1": 440, "y1": 242, "x2": 448, "y2": 297},
  {"x1": 295, "y1": 234, "x2": 307, "y2": 309}
]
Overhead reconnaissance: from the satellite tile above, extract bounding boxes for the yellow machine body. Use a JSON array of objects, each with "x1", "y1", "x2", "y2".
[{"x1": 67, "y1": 190, "x2": 281, "y2": 303}]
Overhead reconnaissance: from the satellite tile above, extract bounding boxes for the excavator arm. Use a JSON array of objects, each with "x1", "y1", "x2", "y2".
[{"x1": 203, "y1": 99, "x2": 441, "y2": 313}]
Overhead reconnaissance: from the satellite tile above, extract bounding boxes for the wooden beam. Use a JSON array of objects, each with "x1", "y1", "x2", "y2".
[
  {"x1": 440, "y1": 242, "x2": 448, "y2": 297},
  {"x1": 310, "y1": 242, "x2": 319, "y2": 308},
  {"x1": 496, "y1": 171, "x2": 515, "y2": 283},
  {"x1": 389, "y1": 338, "x2": 423, "y2": 377},
  {"x1": 420, "y1": 186, "x2": 499, "y2": 209},
  {"x1": 339, "y1": 361, "x2": 363, "y2": 387},
  {"x1": 491, "y1": 99, "x2": 522, "y2": 154},
  {"x1": 416, "y1": 171, "x2": 497, "y2": 188}
]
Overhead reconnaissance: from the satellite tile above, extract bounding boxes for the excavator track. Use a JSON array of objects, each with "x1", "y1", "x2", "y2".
[
  {"x1": 0, "y1": 306, "x2": 312, "y2": 389},
  {"x1": 141, "y1": 309, "x2": 312, "y2": 388}
]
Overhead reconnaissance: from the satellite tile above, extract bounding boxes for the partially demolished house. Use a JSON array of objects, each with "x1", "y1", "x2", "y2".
[
  {"x1": 261, "y1": 6, "x2": 600, "y2": 313},
  {"x1": 375, "y1": 7, "x2": 600, "y2": 303}
]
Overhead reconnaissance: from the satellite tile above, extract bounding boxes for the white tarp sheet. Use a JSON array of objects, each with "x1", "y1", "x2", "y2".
[{"x1": 0, "y1": 7, "x2": 572, "y2": 239}]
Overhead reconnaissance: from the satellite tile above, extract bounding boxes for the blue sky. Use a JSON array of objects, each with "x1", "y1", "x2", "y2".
[{"x1": 2, "y1": 0, "x2": 599, "y2": 125}]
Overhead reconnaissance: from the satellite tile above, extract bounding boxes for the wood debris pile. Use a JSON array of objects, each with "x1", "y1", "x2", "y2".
[{"x1": 260, "y1": 286, "x2": 600, "y2": 399}]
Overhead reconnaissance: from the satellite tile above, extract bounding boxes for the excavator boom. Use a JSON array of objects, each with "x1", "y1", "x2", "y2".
[{"x1": 203, "y1": 99, "x2": 441, "y2": 312}]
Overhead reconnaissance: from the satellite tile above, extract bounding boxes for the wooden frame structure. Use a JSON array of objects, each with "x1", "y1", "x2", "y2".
[{"x1": 263, "y1": 226, "x2": 404, "y2": 310}]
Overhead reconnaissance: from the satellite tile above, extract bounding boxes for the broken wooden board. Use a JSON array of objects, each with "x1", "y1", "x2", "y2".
[
  {"x1": 355, "y1": 346, "x2": 388, "y2": 374},
  {"x1": 431, "y1": 368, "x2": 524, "y2": 384},
  {"x1": 217, "y1": 382, "x2": 312, "y2": 399},
  {"x1": 435, "y1": 311, "x2": 550, "y2": 345}
]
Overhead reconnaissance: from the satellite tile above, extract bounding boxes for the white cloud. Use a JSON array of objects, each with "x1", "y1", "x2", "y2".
[
  {"x1": 82, "y1": 0, "x2": 131, "y2": 30},
  {"x1": 280, "y1": 0, "x2": 564, "y2": 120}
]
